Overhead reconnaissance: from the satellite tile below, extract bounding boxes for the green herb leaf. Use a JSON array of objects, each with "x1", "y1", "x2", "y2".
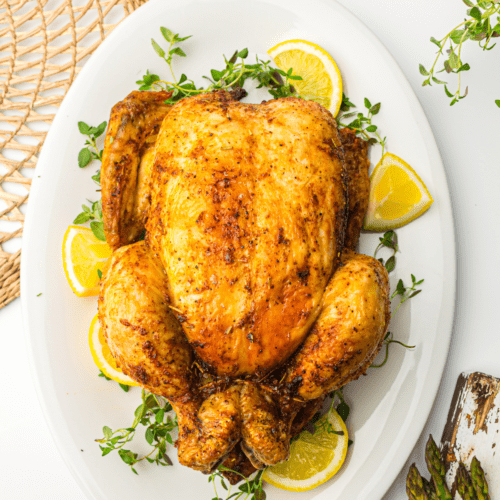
[
  {"x1": 432, "y1": 76, "x2": 447, "y2": 84},
  {"x1": 118, "y1": 449, "x2": 135, "y2": 465},
  {"x1": 430, "y1": 36, "x2": 442, "y2": 48},
  {"x1": 449, "y1": 52, "x2": 461, "y2": 69},
  {"x1": 170, "y1": 46, "x2": 186, "y2": 57},
  {"x1": 370, "y1": 102, "x2": 381, "y2": 115},
  {"x1": 237, "y1": 48, "x2": 249, "y2": 59},
  {"x1": 160, "y1": 27, "x2": 174, "y2": 42},
  {"x1": 90, "y1": 221, "x2": 106, "y2": 241},
  {"x1": 78, "y1": 121, "x2": 90, "y2": 135},
  {"x1": 419, "y1": 64, "x2": 430, "y2": 76},
  {"x1": 151, "y1": 39, "x2": 166, "y2": 58},
  {"x1": 101, "y1": 446, "x2": 113, "y2": 456},
  {"x1": 211, "y1": 69, "x2": 223, "y2": 82},
  {"x1": 385, "y1": 255, "x2": 396, "y2": 272},
  {"x1": 470, "y1": 6, "x2": 482, "y2": 21},
  {"x1": 336, "y1": 401, "x2": 350, "y2": 422},
  {"x1": 94, "y1": 121, "x2": 107, "y2": 138},
  {"x1": 145, "y1": 427, "x2": 154, "y2": 445},
  {"x1": 495, "y1": 99, "x2": 500, "y2": 107},
  {"x1": 78, "y1": 148, "x2": 92, "y2": 168},
  {"x1": 119, "y1": 383, "x2": 130, "y2": 392},
  {"x1": 98, "y1": 370, "x2": 111, "y2": 381},
  {"x1": 155, "y1": 409, "x2": 165, "y2": 424},
  {"x1": 174, "y1": 34, "x2": 192, "y2": 42},
  {"x1": 73, "y1": 212, "x2": 90, "y2": 224}
]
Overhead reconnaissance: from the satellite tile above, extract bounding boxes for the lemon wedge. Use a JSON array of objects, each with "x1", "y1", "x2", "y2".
[
  {"x1": 263, "y1": 409, "x2": 348, "y2": 492},
  {"x1": 62, "y1": 225, "x2": 111, "y2": 297},
  {"x1": 268, "y1": 39, "x2": 343, "y2": 116},
  {"x1": 363, "y1": 152, "x2": 434, "y2": 231},
  {"x1": 89, "y1": 313, "x2": 138, "y2": 386}
]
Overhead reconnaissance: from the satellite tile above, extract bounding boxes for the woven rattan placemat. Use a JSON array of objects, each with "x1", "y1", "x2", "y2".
[{"x1": 0, "y1": 0, "x2": 147, "y2": 309}]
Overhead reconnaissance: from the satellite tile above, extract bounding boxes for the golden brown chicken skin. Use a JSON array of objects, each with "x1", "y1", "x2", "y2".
[
  {"x1": 101, "y1": 90, "x2": 172, "y2": 250},
  {"x1": 285, "y1": 250, "x2": 391, "y2": 400},
  {"x1": 147, "y1": 91, "x2": 347, "y2": 377},
  {"x1": 98, "y1": 89, "x2": 390, "y2": 478},
  {"x1": 340, "y1": 128, "x2": 371, "y2": 250}
]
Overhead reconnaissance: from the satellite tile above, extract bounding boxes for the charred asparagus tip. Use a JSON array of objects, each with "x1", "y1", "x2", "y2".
[
  {"x1": 470, "y1": 456, "x2": 490, "y2": 500},
  {"x1": 406, "y1": 463, "x2": 428, "y2": 500},
  {"x1": 425, "y1": 435, "x2": 452, "y2": 500},
  {"x1": 456, "y1": 462, "x2": 476, "y2": 500}
]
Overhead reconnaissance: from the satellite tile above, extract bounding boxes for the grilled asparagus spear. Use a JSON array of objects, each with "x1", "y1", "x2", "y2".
[
  {"x1": 422, "y1": 476, "x2": 438, "y2": 500},
  {"x1": 425, "y1": 435, "x2": 452, "y2": 500},
  {"x1": 406, "y1": 463, "x2": 428, "y2": 500},
  {"x1": 456, "y1": 462, "x2": 477, "y2": 500},
  {"x1": 470, "y1": 457, "x2": 490, "y2": 500}
]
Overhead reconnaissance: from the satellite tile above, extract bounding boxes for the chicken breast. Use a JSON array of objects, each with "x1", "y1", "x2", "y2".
[{"x1": 146, "y1": 91, "x2": 348, "y2": 376}]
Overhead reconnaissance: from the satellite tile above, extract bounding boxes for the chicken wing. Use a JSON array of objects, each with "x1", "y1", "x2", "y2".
[{"x1": 101, "y1": 90, "x2": 172, "y2": 250}]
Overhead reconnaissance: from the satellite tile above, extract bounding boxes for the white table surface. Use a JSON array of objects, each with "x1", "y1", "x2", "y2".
[{"x1": 1, "y1": 0, "x2": 499, "y2": 498}]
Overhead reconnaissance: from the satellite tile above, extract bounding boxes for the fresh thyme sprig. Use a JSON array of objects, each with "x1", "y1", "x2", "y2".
[
  {"x1": 209, "y1": 467, "x2": 266, "y2": 500},
  {"x1": 151, "y1": 28, "x2": 192, "y2": 84},
  {"x1": 369, "y1": 231, "x2": 419, "y2": 368},
  {"x1": 137, "y1": 28, "x2": 302, "y2": 104},
  {"x1": 337, "y1": 94, "x2": 387, "y2": 154},
  {"x1": 374, "y1": 230, "x2": 399, "y2": 273},
  {"x1": 96, "y1": 389, "x2": 177, "y2": 475},
  {"x1": 78, "y1": 121, "x2": 107, "y2": 167},
  {"x1": 370, "y1": 273, "x2": 422, "y2": 365},
  {"x1": 309, "y1": 386, "x2": 352, "y2": 445},
  {"x1": 73, "y1": 199, "x2": 105, "y2": 241},
  {"x1": 74, "y1": 122, "x2": 106, "y2": 240},
  {"x1": 421, "y1": 0, "x2": 500, "y2": 106},
  {"x1": 392, "y1": 274, "x2": 424, "y2": 316},
  {"x1": 371, "y1": 331, "x2": 415, "y2": 368}
]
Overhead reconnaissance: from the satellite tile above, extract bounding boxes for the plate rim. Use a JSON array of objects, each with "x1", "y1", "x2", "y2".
[{"x1": 20, "y1": 0, "x2": 456, "y2": 499}]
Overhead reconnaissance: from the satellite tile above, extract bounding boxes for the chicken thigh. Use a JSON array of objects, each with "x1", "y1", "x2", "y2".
[{"x1": 98, "y1": 90, "x2": 390, "y2": 477}]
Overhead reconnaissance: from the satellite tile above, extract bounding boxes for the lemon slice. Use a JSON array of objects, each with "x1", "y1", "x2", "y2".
[
  {"x1": 263, "y1": 408, "x2": 348, "y2": 492},
  {"x1": 62, "y1": 225, "x2": 111, "y2": 297},
  {"x1": 268, "y1": 39, "x2": 343, "y2": 116},
  {"x1": 363, "y1": 152, "x2": 434, "y2": 231},
  {"x1": 89, "y1": 314, "x2": 138, "y2": 386}
]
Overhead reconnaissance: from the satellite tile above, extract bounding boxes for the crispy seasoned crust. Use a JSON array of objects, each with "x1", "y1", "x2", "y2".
[
  {"x1": 340, "y1": 128, "x2": 371, "y2": 250},
  {"x1": 285, "y1": 250, "x2": 390, "y2": 400},
  {"x1": 98, "y1": 240, "x2": 193, "y2": 401},
  {"x1": 99, "y1": 91, "x2": 390, "y2": 479},
  {"x1": 101, "y1": 90, "x2": 172, "y2": 250},
  {"x1": 147, "y1": 90, "x2": 348, "y2": 376},
  {"x1": 220, "y1": 444, "x2": 257, "y2": 485}
]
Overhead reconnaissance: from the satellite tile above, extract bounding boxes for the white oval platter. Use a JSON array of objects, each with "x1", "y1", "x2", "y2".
[{"x1": 21, "y1": 0, "x2": 456, "y2": 499}]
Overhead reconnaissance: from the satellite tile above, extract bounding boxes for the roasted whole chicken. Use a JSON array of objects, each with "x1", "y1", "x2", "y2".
[{"x1": 98, "y1": 89, "x2": 390, "y2": 480}]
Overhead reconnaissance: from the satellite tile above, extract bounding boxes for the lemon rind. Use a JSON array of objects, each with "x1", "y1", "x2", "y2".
[
  {"x1": 364, "y1": 153, "x2": 434, "y2": 231},
  {"x1": 89, "y1": 314, "x2": 138, "y2": 386},
  {"x1": 63, "y1": 225, "x2": 108, "y2": 297},
  {"x1": 267, "y1": 39, "x2": 343, "y2": 116},
  {"x1": 263, "y1": 409, "x2": 348, "y2": 492}
]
